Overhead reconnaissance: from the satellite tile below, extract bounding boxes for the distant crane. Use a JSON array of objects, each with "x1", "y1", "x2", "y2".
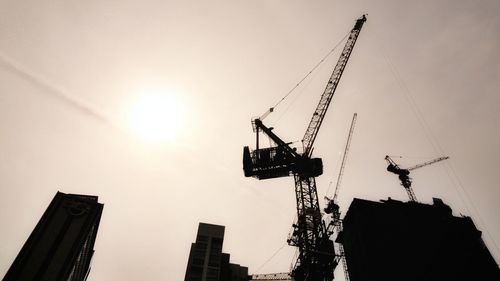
[
  {"x1": 243, "y1": 15, "x2": 367, "y2": 281},
  {"x1": 326, "y1": 113, "x2": 357, "y2": 210},
  {"x1": 385, "y1": 155, "x2": 449, "y2": 202},
  {"x1": 324, "y1": 113, "x2": 357, "y2": 281}
]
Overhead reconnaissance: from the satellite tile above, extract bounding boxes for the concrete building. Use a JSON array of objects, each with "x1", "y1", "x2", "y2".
[
  {"x1": 3, "y1": 191, "x2": 104, "y2": 281},
  {"x1": 184, "y1": 223, "x2": 249, "y2": 281},
  {"x1": 340, "y1": 197, "x2": 500, "y2": 281}
]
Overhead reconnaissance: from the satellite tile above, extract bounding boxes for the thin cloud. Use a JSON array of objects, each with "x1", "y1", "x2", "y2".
[{"x1": 0, "y1": 50, "x2": 111, "y2": 125}]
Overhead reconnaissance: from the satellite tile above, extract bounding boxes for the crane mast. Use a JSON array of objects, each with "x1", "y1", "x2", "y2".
[{"x1": 243, "y1": 15, "x2": 367, "y2": 281}]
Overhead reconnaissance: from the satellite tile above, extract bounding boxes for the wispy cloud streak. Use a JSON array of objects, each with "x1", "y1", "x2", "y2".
[{"x1": 0, "y1": 50, "x2": 111, "y2": 125}]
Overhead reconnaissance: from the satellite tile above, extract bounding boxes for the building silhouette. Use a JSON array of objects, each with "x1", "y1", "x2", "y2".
[
  {"x1": 3, "y1": 191, "x2": 104, "y2": 281},
  {"x1": 340, "y1": 197, "x2": 500, "y2": 281},
  {"x1": 185, "y1": 223, "x2": 249, "y2": 281}
]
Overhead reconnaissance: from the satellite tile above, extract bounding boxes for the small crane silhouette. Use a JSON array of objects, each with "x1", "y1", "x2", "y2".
[{"x1": 385, "y1": 155, "x2": 449, "y2": 202}]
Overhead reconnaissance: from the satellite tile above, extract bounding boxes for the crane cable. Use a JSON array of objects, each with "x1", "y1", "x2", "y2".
[
  {"x1": 253, "y1": 241, "x2": 287, "y2": 274},
  {"x1": 259, "y1": 31, "x2": 350, "y2": 120},
  {"x1": 253, "y1": 214, "x2": 296, "y2": 274},
  {"x1": 370, "y1": 28, "x2": 500, "y2": 259}
]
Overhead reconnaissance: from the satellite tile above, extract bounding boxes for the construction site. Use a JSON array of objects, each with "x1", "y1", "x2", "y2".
[
  {"x1": 236, "y1": 15, "x2": 499, "y2": 281},
  {"x1": 1, "y1": 1, "x2": 499, "y2": 281}
]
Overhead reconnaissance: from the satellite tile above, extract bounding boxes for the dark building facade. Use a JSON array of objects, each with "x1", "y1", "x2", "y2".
[
  {"x1": 185, "y1": 223, "x2": 249, "y2": 281},
  {"x1": 340, "y1": 197, "x2": 500, "y2": 281},
  {"x1": 3, "y1": 191, "x2": 104, "y2": 281}
]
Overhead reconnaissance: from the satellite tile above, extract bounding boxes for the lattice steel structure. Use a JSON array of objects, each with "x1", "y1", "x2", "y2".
[
  {"x1": 243, "y1": 15, "x2": 367, "y2": 281},
  {"x1": 302, "y1": 18, "x2": 366, "y2": 158}
]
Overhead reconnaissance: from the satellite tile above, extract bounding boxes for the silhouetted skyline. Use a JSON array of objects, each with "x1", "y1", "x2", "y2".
[
  {"x1": 0, "y1": 1, "x2": 499, "y2": 280},
  {"x1": 3, "y1": 192, "x2": 103, "y2": 281},
  {"x1": 185, "y1": 223, "x2": 248, "y2": 281}
]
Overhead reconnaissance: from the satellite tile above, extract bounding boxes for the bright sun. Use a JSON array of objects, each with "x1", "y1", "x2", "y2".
[{"x1": 128, "y1": 93, "x2": 185, "y2": 142}]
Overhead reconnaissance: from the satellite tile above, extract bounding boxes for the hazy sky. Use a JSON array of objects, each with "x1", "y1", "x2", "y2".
[{"x1": 1, "y1": 1, "x2": 499, "y2": 280}]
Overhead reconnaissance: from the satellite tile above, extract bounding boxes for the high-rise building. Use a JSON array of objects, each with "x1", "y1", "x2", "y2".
[
  {"x1": 184, "y1": 223, "x2": 249, "y2": 281},
  {"x1": 340, "y1": 197, "x2": 500, "y2": 281},
  {"x1": 3, "y1": 191, "x2": 104, "y2": 281}
]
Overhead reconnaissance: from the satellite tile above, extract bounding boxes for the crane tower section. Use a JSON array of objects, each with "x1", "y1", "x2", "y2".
[{"x1": 243, "y1": 15, "x2": 367, "y2": 281}]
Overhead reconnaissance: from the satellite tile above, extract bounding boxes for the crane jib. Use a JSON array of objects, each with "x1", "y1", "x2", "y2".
[{"x1": 302, "y1": 15, "x2": 366, "y2": 157}]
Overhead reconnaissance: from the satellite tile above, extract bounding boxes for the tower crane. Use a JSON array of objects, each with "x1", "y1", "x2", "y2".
[
  {"x1": 385, "y1": 155, "x2": 449, "y2": 202},
  {"x1": 324, "y1": 113, "x2": 357, "y2": 281},
  {"x1": 243, "y1": 15, "x2": 367, "y2": 281},
  {"x1": 325, "y1": 113, "x2": 357, "y2": 214}
]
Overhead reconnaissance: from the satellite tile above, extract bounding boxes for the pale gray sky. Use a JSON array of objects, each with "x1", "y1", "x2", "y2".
[{"x1": 0, "y1": 1, "x2": 499, "y2": 280}]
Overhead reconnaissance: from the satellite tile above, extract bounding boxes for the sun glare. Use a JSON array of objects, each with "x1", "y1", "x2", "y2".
[{"x1": 128, "y1": 92, "x2": 185, "y2": 142}]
